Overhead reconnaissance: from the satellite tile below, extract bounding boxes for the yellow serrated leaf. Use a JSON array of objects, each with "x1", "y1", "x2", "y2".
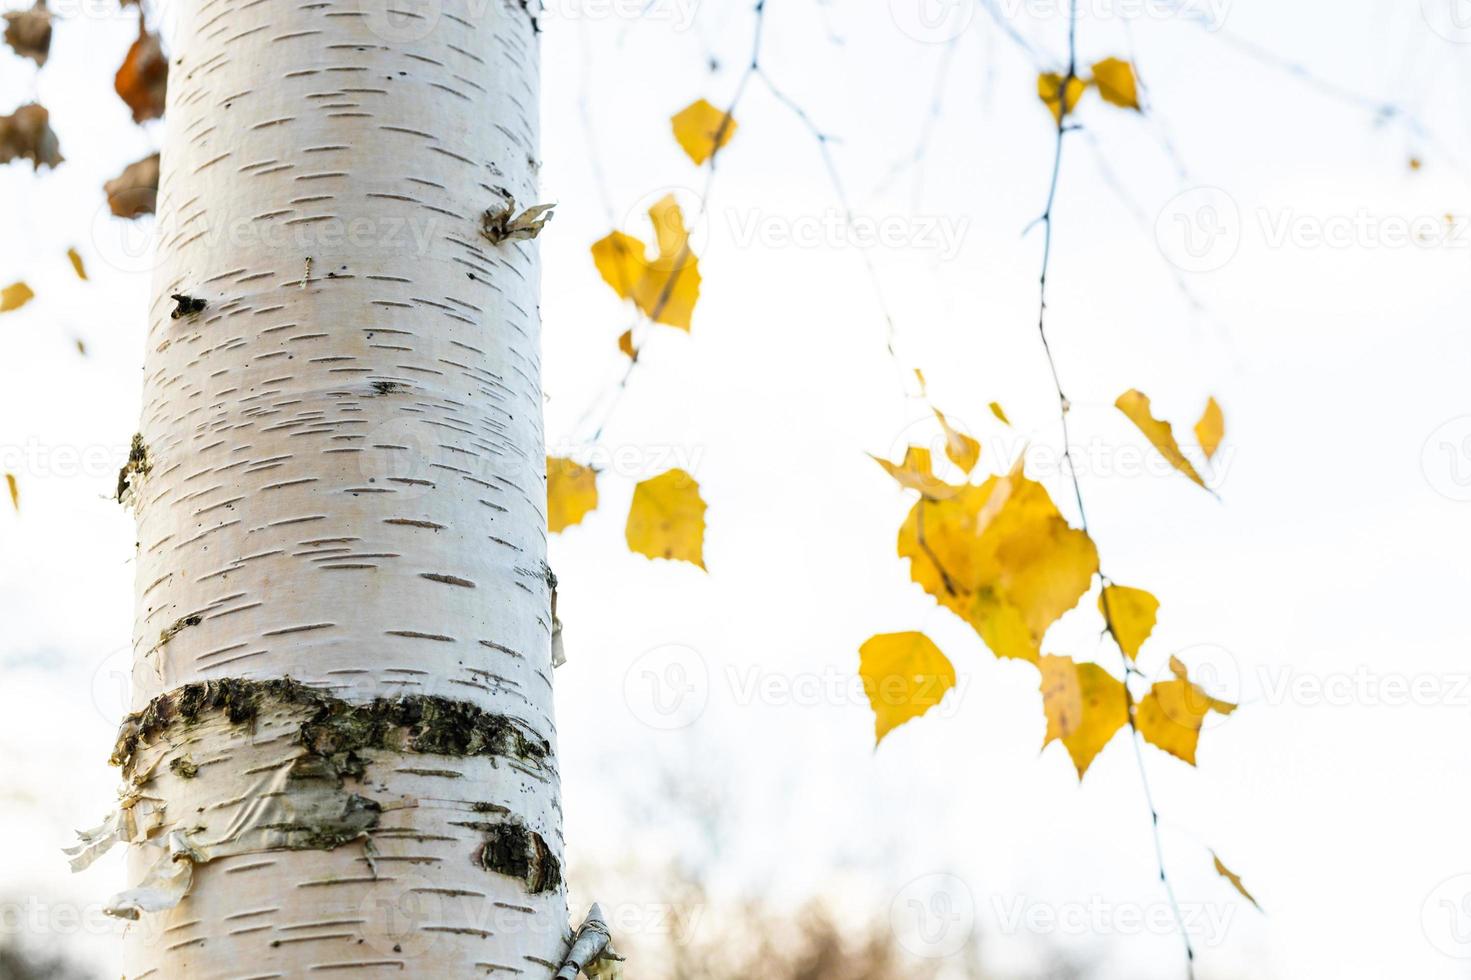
[
  {"x1": 4, "y1": 473, "x2": 17, "y2": 512},
  {"x1": 934, "y1": 409, "x2": 980, "y2": 473},
  {"x1": 1091, "y1": 57, "x2": 1140, "y2": 111},
  {"x1": 1041, "y1": 656, "x2": 1128, "y2": 777},
  {"x1": 671, "y1": 98, "x2": 736, "y2": 166},
  {"x1": 1038, "y1": 72, "x2": 1086, "y2": 124},
  {"x1": 1115, "y1": 389, "x2": 1207, "y2": 489},
  {"x1": 66, "y1": 247, "x2": 87, "y2": 281},
  {"x1": 898, "y1": 467, "x2": 1098, "y2": 663},
  {"x1": 872, "y1": 446, "x2": 960, "y2": 500},
  {"x1": 1136, "y1": 661, "x2": 1235, "y2": 766},
  {"x1": 1195, "y1": 396, "x2": 1224, "y2": 460},
  {"x1": 1099, "y1": 584, "x2": 1159, "y2": 660},
  {"x1": 1212, "y1": 852, "x2": 1262, "y2": 911},
  {"x1": 989, "y1": 401, "x2": 1011, "y2": 425},
  {"x1": 859, "y1": 631, "x2": 956, "y2": 746},
  {"x1": 626, "y1": 468, "x2": 706, "y2": 569},
  {"x1": 590, "y1": 195, "x2": 701, "y2": 330},
  {"x1": 1, "y1": 281, "x2": 34, "y2": 313},
  {"x1": 547, "y1": 456, "x2": 598, "y2": 534}
]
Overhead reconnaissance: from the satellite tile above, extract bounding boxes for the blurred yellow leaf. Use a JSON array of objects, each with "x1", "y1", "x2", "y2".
[
  {"x1": 1091, "y1": 57, "x2": 1140, "y2": 111},
  {"x1": 1038, "y1": 72, "x2": 1085, "y2": 124},
  {"x1": 1136, "y1": 659, "x2": 1235, "y2": 765},
  {"x1": 934, "y1": 409, "x2": 980, "y2": 473},
  {"x1": 617, "y1": 329, "x2": 635, "y2": 359},
  {"x1": 1040, "y1": 655, "x2": 1128, "y2": 777},
  {"x1": 1115, "y1": 389, "x2": 1207, "y2": 489},
  {"x1": 66, "y1": 247, "x2": 87, "y2": 281},
  {"x1": 626, "y1": 468, "x2": 707, "y2": 569},
  {"x1": 1098, "y1": 584, "x2": 1159, "y2": 660},
  {"x1": 872, "y1": 446, "x2": 960, "y2": 500},
  {"x1": 1212, "y1": 852, "x2": 1262, "y2": 910},
  {"x1": 989, "y1": 401, "x2": 1011, "y2": 425},
  {"x1": 4, "y1": 473, "x2": 17, "y2": 512},
  {"x1": 1, "y1": 281, "x2": 34, "y2": 312},
  {"x1": 591, "y1": 194, "x2": 701, "y2": 330},
  {"x1": 898, "y1": 466, "x2": 1098, "y2": 663},
  {"x1": 671, "y1": 98, "x2": 736, "y2": 166},
  {"x1": 859, "y1": 631, "x2": 956, "y2": 746},
  {"x1": 547, "y1": 457, "x2": 598, "y2": 534},
  {"x1": 1195, "y1": 396, "x2": 1224, "y2": 460}
]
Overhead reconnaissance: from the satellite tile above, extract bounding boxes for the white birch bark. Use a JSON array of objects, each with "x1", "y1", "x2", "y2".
[{"x1": 103, "y1": 0, "x2": 566, "y2": 974}]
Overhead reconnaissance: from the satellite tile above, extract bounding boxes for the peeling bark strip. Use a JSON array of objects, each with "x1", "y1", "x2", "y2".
[
  {"x1": 111, "y1": 677, "x2": 551, "y2": 778},
  {"x1": 104, "y1": 0, "x2": 566, "y2": 970}
]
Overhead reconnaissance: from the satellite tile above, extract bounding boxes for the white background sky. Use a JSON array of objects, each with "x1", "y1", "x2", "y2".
[{"x1": 2, "y1": 0, "x2": 1470, "y2": 977}]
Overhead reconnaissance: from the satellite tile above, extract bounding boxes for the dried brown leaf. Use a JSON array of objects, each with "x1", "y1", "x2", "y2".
[
  {"x1": 3, "y1": 2, "x2": 52, "y2": 66},
  {"x1": 104, "y1": 153, "x2": 160, "y2": 219},
  {"x1": 0, "y1": 103, "x2": 62, "y2": 170}
]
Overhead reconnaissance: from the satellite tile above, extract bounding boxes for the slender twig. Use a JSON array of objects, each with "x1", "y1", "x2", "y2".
[
  {"x1": 1028, "y1": 3, "x2": 1196, "y2": 977},
  {"x1": 573, "y1": 0, "x2": 770, "y2": 446}
]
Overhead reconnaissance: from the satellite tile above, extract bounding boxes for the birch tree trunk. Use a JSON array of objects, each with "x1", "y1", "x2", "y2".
[{"x1": 103, "y1": 0, "x2": 567, "y2": 974}]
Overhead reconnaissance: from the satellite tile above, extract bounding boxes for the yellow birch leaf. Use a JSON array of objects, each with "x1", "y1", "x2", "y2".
[
  {"x1": 934, "y1": 409, "x2": 980, "y2": 473},
  {"x1": 1038, "y1": 72, "x2": 1086, "y2": 124},
  {"x1": 1136, "y1": 660, "x2": 1236, "y2": 766},
  {"x1": 898, "y1": 468, "x2": 1098, "y2": 663},
  {"x1": 859, "y1": 632, "x2": 956, "y2": 746},
  {"x1": 617, "y1": 329, "x2": 635, "y2": 360},
  {"x1": 914, "y1": 368, "x2": 928, "y2": 396},
  {"x1": 1212, "y1": 852, "x2": 1262, "y2": 911},
  {"x1": 4, "y1": 473, "x2": 17, "y2": 512},
  {"x1": 1195, "y1": 396, "x2": 1224, "y2": 460},
  {"x1": 1115, "y1": 389, "x2": 1207, "y2": 489},
  {"x1": 872, "y1": 446, "x2": 960, "y2": 500},
  {"x1": 1, "y1": 281, "x2": 34, "y2": 312},
  {"x1": 1039, "y1": 654, "x2": 1082, "y2": 744},
  {"x1": 591, "y1": 231, "x2": 646, "y2": 303},
  {"x1": 1039, "y1": 656, "x2": 1128, "y2": 777},
  {"x1": 1098, "y1": 584, "x2": 1159, "y2": 660},
  {"x1": 1091, "y1": 57, "x2": 1140, "y2": 111},
  {"x1": 671, "y1": 98, "x2": 737, "y2": 166},
  {"x1": 590, "y1": 195, "x2": 701, "y2": 330},
  {"x1": 66, "y1": 247, "x2": 87, "y2": 281},
  {"x1": 547, "y1": 457, "x2": 598, "y2": 534},
  {"x1": 989, "y1": 401, "x2": 1011, "y2": 425},
  {"x1": 626, "y1": 468, "x2": 706, "y2": 569}
]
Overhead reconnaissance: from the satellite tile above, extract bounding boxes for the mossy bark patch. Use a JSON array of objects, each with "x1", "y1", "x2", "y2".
[
  {"x1": 116, "y1": 433, "x2": 150, "y2": 503},
  {"x1": 111, "y1": 677, "x2": 551, "y2": 778},
  {"x1": 475, "y1": 814, "x2": 561, "y2": 894}
]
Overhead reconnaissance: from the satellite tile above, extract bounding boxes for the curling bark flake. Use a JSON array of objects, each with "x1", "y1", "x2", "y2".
[{"x1": 104, "y1": 0, "x2": 567, "y2": 974}]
